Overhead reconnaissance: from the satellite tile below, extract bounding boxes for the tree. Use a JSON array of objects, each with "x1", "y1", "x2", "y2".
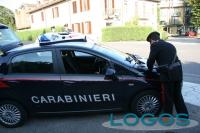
[
  {"x1": 188, "y1": 0, "x2": 200, "y2": 27},
  {"x1": 0, "y1": 6, "x2": 15, "y2": 29}
]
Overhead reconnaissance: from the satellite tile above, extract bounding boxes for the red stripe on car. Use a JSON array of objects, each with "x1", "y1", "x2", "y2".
[{"x1": 0, "y1": 81, "x2": 9, "y2": 88}]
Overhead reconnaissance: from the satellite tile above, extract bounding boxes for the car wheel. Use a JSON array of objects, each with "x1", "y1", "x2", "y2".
[
  {"x1": 0, "y1": 101, "x2": 27, "y2": 128},
  {"x1": 131, "y1": 90, "x2": 161, "y2": 117}
]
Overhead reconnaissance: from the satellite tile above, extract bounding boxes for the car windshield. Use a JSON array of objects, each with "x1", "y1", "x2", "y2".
[
  {"x1": 0, "y1": 28, "x2": 20, "y2": 46},
  {"x1": 92, "y1": 44, "x2": 136, "y2": 67}
]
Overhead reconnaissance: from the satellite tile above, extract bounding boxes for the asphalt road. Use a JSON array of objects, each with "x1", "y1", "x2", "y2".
[{"x1": 0, "y1": 37, "x2": 200, "y2": 133}]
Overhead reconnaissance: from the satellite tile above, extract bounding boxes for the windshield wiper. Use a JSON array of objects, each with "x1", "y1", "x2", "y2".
[{"x1": 125, "y1": 56, "x2": 134, "y2": 63}]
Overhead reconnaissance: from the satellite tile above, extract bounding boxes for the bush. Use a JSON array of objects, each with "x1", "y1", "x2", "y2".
[
  {"x1": 160, "y1": 30, "x2": 169, "y2": 40},
  {"x1": 27, "y1": 35, "x2": 33, "y2": 41},
  {"x1": 102, "y1": 26, "x2": 153, "y2": 42},
  {"x1": 102, "y1": 26, "x2": 169, "y2": 42},
  {"x1": 158, "y1": 26, "x2": 169, "y2": 40},
  {"x1": 16, "y1": 29, "x2": 44, "y2": 41}
]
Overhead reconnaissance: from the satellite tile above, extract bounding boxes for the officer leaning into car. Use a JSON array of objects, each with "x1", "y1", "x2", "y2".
[{"x1": 146, "y1": 31, "x2": 189, "y2": 118}]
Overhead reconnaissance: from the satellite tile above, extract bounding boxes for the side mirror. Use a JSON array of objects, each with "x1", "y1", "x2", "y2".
[{"x1": 104, "y1": 68, "x2": 118, "y2": 81}]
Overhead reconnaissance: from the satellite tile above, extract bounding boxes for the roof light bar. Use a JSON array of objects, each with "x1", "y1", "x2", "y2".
[{"x1": 38, "y1": 32, "x2": 87, "y2": 46}]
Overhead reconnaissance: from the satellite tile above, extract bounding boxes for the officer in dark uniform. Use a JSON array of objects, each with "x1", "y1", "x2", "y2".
[{"x1": 146, "y1": 31, "x2": 189, "y2": 118}]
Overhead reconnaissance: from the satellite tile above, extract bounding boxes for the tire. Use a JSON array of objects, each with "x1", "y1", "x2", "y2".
[
  {"x1": 0, "y1": 101, "x2": 27, "y2": 128},
  {"x1": 130, "y1": 90, "x2": 161, "y2": 117}
]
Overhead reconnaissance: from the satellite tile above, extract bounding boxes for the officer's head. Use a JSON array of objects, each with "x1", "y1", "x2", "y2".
[{"x1": 146, "y1": 31, "x2": 160, "y2": 45}]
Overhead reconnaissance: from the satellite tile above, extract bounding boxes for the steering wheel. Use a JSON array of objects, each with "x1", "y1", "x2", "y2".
[{"x1": 94, "y1": 57, "x2": 107, "y2": 74}]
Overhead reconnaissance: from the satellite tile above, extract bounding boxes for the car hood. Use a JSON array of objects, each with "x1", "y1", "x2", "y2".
[{"x1": 129, "y1": 53, "x2": 158, "y2": 72}]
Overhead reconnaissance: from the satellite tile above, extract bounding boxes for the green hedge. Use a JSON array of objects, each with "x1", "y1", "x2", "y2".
[
  {"x1": 158, "y1": 26, "x2": 169, "y2": 41},
  {"x1": 102, "y1": 26, "x2": 168, "y2": 42},
  {"x1": 102, "y1": 26, "x2": 153, "y2": 42},
  {"x1": 16, "y1": 26, "x2": 64, "y2": 41}
]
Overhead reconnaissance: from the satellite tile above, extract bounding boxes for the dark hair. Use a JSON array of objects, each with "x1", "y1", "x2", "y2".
[{"x1": 146, "y1": 31, "x2": 160, "y2": 42}]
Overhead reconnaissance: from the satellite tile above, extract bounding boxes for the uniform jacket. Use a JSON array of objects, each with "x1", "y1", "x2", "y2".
[{"x1": 147, "y1": 40, "x2": 183, "y2": 81}]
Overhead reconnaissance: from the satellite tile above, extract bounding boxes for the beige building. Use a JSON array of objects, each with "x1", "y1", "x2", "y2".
[
  {"x1": 15, "y1": 0, "x2": 159, "y2": 40},
  {"x1": 160, "y1": 0, "x2": 190, "y2": 34},
  {"x1": 15, "y1": 4, "x2": 35, "y2": 30}
]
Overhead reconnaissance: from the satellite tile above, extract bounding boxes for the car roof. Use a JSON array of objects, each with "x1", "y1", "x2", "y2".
[{"x1": 7, "y1": 41, "x2": 96, "y2": 54}]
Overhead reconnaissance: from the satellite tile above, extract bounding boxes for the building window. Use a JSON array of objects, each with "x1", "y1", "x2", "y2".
[
  {"x1": 31, "y1": 15, "x2": 34, "y2": 23},
  {"x1": 41, "y1": 12, "x2": 44, "y2": 21},
  {"x1": 52, "y1": 7, "x2": 59, "y2": 18},
  {"x1": 80, "y1": 0, "x2": 90, "y2": 12},
  {"x1": 85, "y1": 21, "x2": 91, "y2": 34},
  {"x1": 72, "y1": 1, "x2": 77, "y2": 13}
]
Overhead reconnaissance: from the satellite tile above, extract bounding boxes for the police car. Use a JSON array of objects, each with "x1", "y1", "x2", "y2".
[{"x1": 0, "y1": 32, "x2": 161, "y2": 128}]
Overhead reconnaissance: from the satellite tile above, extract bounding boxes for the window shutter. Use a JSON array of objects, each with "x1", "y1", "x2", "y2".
[
  {"x1": 88, "y1": 21, "x2": 91, "y2": 33},
  {"x1": 72, "y1": 1, "x2": 77, "y2": 13},
  {"x1": 80, "y1": 0, "x2": 82, "y2": 12},
  {"x1": 31, "y1": 15, "x2": 34, "y2": 23},
  {"x1": 112, "y1": 0, "x2": 115, "y2": 9},
  {"x1": 78, "y1": 23, "x2": 81, "y2": 32},
  {"x1": 72, "y1": 24, "x2": 74, "y2": 31},
  {"x1": 56, "y1": 7, "x2": 59, "y2": 17},
  {"x1": 81, "y1": 22, "x2": 84, "y2": 33},
  {"x1": 104, "y1": 0, "x2": 107, "y2": 13},
  {"x1": 52, "y1": 8, "x2": 54, "y2": 18},
  {"x1": 41, "y1": 12, "x2": 44, "y2": 21},
  {"x1": 87, "y1": 0, "x2": 90, "y2": 11}
]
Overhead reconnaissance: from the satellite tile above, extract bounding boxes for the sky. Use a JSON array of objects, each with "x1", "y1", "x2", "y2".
[{"x1": 0, "y1": 0, "x2": 37, "y2": 11}]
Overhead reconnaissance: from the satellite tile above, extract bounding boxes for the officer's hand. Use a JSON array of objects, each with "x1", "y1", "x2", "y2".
[{"x1": 145, "y1": 70, "x2": 153, "y2": 79}]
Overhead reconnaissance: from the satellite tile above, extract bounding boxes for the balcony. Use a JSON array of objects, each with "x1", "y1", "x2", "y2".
[{"x1": 160, "y1": 0, "x2": 185, "y2": 8}]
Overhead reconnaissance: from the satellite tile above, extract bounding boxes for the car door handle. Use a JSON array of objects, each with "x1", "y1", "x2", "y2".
[
  {"x1": 128, "y1": 83, "x2": 134, "y2": 86},
  {"x1": 7, "y1": 80, "x2": 20, "y2": 83},
  {"x1": 63, "y1": 81, "x2": 75, "y2": 84}
]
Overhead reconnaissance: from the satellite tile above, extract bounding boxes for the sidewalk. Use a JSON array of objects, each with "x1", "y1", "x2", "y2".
[{"x1": 167, "y1": 36, "x2": 200, "y2": 45}]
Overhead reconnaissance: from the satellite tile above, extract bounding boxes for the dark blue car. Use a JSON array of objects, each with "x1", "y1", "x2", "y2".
[{"x1": 0, "y1": 33, "x2": 161, "y2": 128}]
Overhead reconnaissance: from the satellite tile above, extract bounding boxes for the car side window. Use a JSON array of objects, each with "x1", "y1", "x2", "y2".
[
  {"x1": 74, "y1": 51, "x2": 92, "y2": 57},
  {"x1": 10, "y1": 51, "x2": 54, "y2": 73},
  {"x1": 61, "y1": 50, "x2": 108, "y2": 74}
]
